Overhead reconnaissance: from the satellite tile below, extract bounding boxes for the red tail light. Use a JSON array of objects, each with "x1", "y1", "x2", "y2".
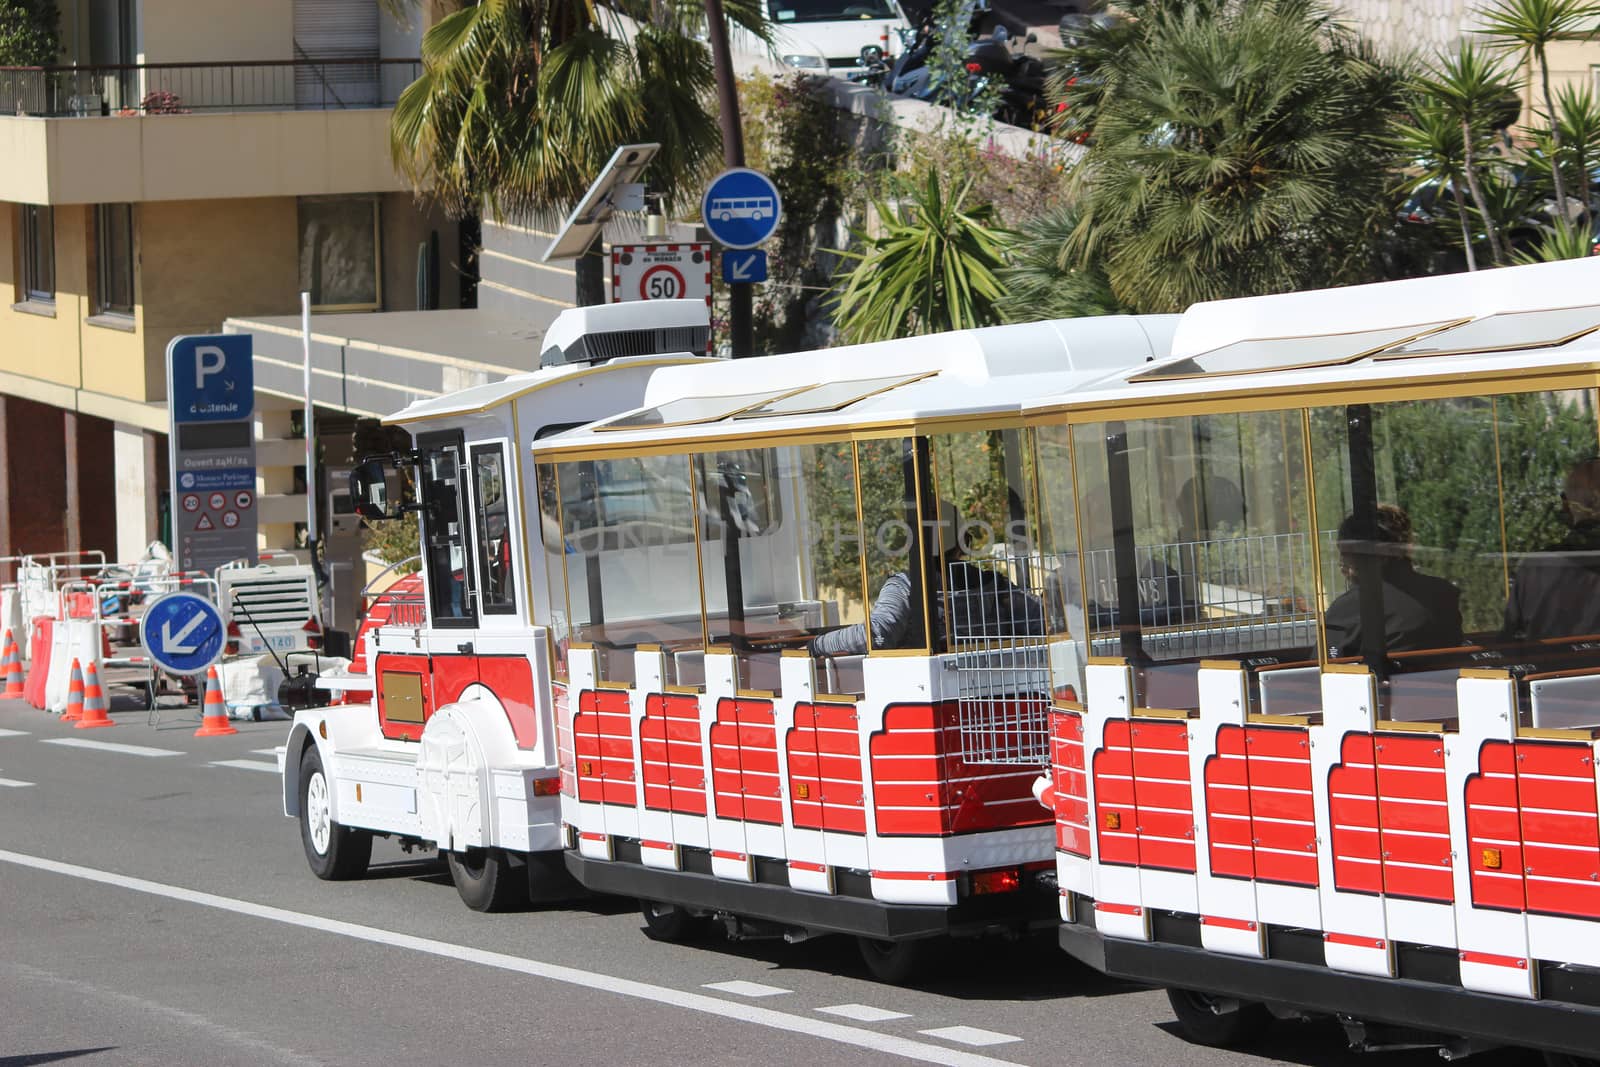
[
  {"x1": 970, "y1": 867, "x2": 1022, "y2": 895},
  {"x1": 965, "y1": 61, "x2": 982, "y2": 74},
  {"x1": 532, "y1": 777, "x2": 561, "y2": 797},
  {"x1": 226, "y1": 621, "x2": 240, "y2": 656}
]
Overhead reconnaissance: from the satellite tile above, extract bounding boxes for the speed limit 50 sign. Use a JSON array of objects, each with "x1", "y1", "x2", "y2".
[{"x1": 610, "y1": 243, "x2": 712, "y2": 308}]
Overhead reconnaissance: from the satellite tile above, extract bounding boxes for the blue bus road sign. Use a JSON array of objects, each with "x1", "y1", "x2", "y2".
[
  {"x1": 140, "y1": 592, "x2": 226, "y2": 676},
  {"x1": 170, "y1": 334, "x2": 252, "y2": 424},
  {"x1": 702, "y1": 169, "x2": 782, "y2": 250},
  {"x1": 722, "y1": 250, "x2": 768, "y2": 285}
]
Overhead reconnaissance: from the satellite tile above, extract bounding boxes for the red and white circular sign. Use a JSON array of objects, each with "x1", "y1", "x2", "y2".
[
  {"x1": 221, "y1": 511, "x2": 240, "y2": 529},
  {"x1": 181, "y1": 494, "x2": 201, "y2": 513},
  {"x1": 638, "y1": 263, "x2": 686, "y2": 301},
  {"x1": 234, "y1": 490, "x2": 253, "y2": 510},
  {"x1": 208, "y1": 492, "x2": 226, "y2": 511}
]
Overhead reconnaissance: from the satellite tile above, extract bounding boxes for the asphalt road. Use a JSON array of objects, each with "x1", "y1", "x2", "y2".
[{"x1": 0, "y1": 694, "x2": 1539, "y2": 1067}]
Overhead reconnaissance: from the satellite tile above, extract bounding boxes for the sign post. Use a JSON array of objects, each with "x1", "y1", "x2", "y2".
[
  {"x1": 167, "y1": 333, "x2": 258, "y2": 574},
  {"x1": 702, "y1": 168, "x2": 782, "y2": 359}
]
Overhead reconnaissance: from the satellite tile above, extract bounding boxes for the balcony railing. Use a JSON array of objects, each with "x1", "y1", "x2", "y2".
[{"x1": 0, "y1": 57, "x2": 421, "y2": 117}]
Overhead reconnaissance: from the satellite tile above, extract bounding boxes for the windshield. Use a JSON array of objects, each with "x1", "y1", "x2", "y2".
[{"x1": 770, "y1": 0, "x2": 896, "y2": 22}]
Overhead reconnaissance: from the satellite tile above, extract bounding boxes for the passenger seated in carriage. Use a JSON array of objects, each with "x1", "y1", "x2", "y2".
[
  {"x1": 1323, "y1": 503, "x2": 1463, "y2": 658},
  {"x1": 1503, "y1": 457, "x2": 1600, "y2": 642},
  {"x1": 810, "y1": 499, "x2": 1044, "y2": 656}
]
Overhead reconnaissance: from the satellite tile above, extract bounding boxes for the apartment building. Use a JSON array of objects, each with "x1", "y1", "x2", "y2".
[{"x1": 0, "y1": 0, "x2": 466, "y2": 569}]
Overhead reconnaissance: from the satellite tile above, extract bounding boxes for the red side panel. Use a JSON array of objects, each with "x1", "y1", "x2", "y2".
[
  {"x1": 640, "y1": 694, "x2": 672, "y2": 812},
  {"x1": 1129, "y1": 719, "x2": 1196, "y2": 873},
  {"x1": 736, "y1": 699, "x2": 783, "y2": 825},
  {"x1": 1514, "y1": 740, "x2": 1600, "y2": 919},
  {"x1": 374, "y1": 652, "x2": 431, "y2": 742},
  {"x1": 1051, "y1": 709, "x2": 1090, "y2": 857},
  {"x1": 1093, "y1": 719, "x2": 1139, "y2": 866},
  {"x1": 939, "y1": 700, "x2": 1050, "y2": 834},
  {"x1": 870, "y1": 703, "x2": 944, "y2": 836},
  {"x1": 575, "y1": 689, "x2": 635, "y2": 807},
  {"x1": 431, "y1": 654, "x2": 479, "y2": 705},
  {"x1": 787, "y1": 704, "x2": 825, "y2": 831},
  {"x1": 1374, "y1": 734, "x2": 1453, "y2": 903},
  {"x1": 1205, "y1": 724, "x2": 1254, "y2": 879},
  {"x1": 1464, "y1": 740, "x2": 1527, "y2": 912},
  {"x1": 1328, "y1": 733, "x2": 1383, "y2": 895},
  {"x1": 664, "y1": 692, "x2": 706, "y2": 815},
  {"x1": 477, "y1": 656, "x2": 537, "y2": 750},
  {"x1": 815, "y1": 702, "x2": 866, "y2": 835},
  {"x1": 1243, "y1": 726, "x2": 1317, "y2": 886},
  {"x1": 710, "y1": 697, "x2": 746, "y2": 821}
]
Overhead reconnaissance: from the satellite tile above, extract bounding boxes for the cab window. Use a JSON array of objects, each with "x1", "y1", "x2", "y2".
[
  {"x1": 471, "y1": 444, "x2": 516, "y2": 615},
  {"x1": 418, "y1": 432, "x2": 475, "y2": 628}
]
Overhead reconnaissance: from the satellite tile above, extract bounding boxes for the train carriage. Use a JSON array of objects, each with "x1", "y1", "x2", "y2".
[{"x1": 1024, "y1": 256, "x2": 1600, "y2": 1059}]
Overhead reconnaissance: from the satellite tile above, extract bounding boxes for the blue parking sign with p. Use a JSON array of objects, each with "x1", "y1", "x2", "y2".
[{"x1": 170, "y1": 334, "x2": 252, "y2": 424}]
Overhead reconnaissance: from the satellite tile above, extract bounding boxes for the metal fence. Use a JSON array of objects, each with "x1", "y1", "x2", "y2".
[
  {"x1": 0, "y1": 58, "x2": 420, "y2": 117},
  {"x1": 950, "y1": 554, "x2": 1054, "y2": 767}
]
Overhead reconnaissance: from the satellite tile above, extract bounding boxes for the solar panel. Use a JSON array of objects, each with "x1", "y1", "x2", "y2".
[
  {"x1": 593, "y1": 387, "x2": 805, "y2": 431},
  {"x1": 1131, "y1": 320, "x2": 1464, "y2": 381},
  {"x1": 1375, "y1": 304, "x2": 1600, "y2": 360},
  {"x1": 732, "y1": 372, "x2": 935, "y2": 418}
]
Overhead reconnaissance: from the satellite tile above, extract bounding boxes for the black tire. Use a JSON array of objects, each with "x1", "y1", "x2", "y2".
[
  {"x1": 298, "y1": 745, "x2": 372, "y2": 881},
  {"x1": 447, "y1": 846, "x2": 529, "y2": 912},
  {"x1": 1165, "y1": 988, "x2": 1271, "y2": 1048},
  {"x1": 639, "y1": 899, "x2": 702, "y2": 942},
  {"x1": 856, "y1": 936, "x2": 942, "y2": 985}
]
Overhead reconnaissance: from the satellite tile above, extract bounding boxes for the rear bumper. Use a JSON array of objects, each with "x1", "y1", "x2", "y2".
[{"x1": 1057, "y1": 911, "x2": 1600, "y2": 1059}]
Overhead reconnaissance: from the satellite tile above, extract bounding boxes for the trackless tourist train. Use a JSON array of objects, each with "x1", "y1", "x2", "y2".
[{"x1": 283, "y1": 256, "x2": 1600, "y2": 1057}]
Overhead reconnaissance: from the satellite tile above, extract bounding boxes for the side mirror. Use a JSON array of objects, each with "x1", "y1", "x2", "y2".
[
  {"x1": 350, "y1": 458, "x2": 399, "y2": 521},
  {"x1": 860, "y1": 43, "x2": 884, "y2": 65}
]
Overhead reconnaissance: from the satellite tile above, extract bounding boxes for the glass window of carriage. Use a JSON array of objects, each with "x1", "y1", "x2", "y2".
[
  {"x1": 1036, "y1": 423, "x2": 1087, "y2": 703},
  {"x1": 858, "y1": 437, "x2": 932, "y2": 655},
  {"x1": 1071, "y1": 411, "x2": 1316, "y2": 710},
  {"x1": 417, "y1": 433, "x2": 476, "y2": 628},
  {"x1": 556, "y1": 454, "x2": 701, "y2": 687},
  {"x1": 927, "y1": 428, "x2": 1045, "y2": 653},
  {"x1": 699, "y1": 442, "x2": 867, "y2": 693},
  {"x1": 535, "y1": 462, "x2": 571, "y2": 678},
  {"x1": 470, "y1": 445, "x2": 516, "y2": 616}
]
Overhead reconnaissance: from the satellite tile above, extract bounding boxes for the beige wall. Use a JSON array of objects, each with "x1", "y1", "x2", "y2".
[
  {"x1": 137, "y1": 0, "x2": 295, "y2": 64},
  {"x1": 0, "y1": 110, "x2": 409, "y2": 206},
  {"x1": 0, "y1": 204, "x2": 85, "y2": 391},
  {"x1": 139, "y1": 197, "x2": 300, "y2": 400}
]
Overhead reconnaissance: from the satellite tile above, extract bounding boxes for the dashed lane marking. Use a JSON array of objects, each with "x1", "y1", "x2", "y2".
[
  {"x1": 0, "y1": 849, "x2": 1024, "y2": 1067},
  {"x1": 251, "y1": 748, "x2": 280, "y2": 756},
  {"x1": 818, "y1": 1004, "x2": 912, "y2": 1022},
  {"x1": 0, "y1": 728, "x2": 28, "y2": 738},
  {"x1": 210, "y1": 759, "x2": 279, "y2": 774},
  {"x1": 703, "y1": 980, "x2": 792, "y2": 998},
  {"x1": 919, "y1": 1027, "x2": 1023, "y2": 1047},
  {"x1": 39, "y1": 738, "x2": 182, "y2": 758},
  {"x1": 0, "y1": 775, "x2": 33, "y2": 787}
]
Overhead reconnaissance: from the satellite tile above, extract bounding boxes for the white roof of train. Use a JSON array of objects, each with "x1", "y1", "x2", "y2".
[
  {"x1": 529, "y1": 314, "x2": 1178, "y2": 456},
  {"x1": 1024, "y1": 257, "x2": 1600, "y2": 417}
]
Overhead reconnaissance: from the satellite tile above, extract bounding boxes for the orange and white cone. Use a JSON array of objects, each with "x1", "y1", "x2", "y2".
[
  {"x1": 194, "y1": 665, "x2": 237, "y2": 738},
  {"x1": 2, "y1": 630, "x2": 22, "y2": 698},
  {"x1": 61, "y1": 658, "x2": 85, "y2": 722},
  {"x1": 75, "y1": 661, "x2": 114, "y2": 729}
]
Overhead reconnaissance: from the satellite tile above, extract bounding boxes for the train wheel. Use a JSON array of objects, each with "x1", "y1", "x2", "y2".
[
  {"x1": 298, "y1": 746, "x2": 372, "y2": 881},
  {"x1": 1165, "y1": 988, "x2": 1270, "y2": 1048},
  {"x1": 639, "y1": 900, "x2": 701, "y2": 942},
  {"x1": 855, "y1": 936, "x2": 940, "y2": 985},
  {"x1": 447, "y1": 847, "x2": 529, "y2": 912}
]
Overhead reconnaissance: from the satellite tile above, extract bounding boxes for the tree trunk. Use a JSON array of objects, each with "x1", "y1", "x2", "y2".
[
  {"x1": 1540, "y1": 46, "x2": 1570, "y2": 225},
  {"x1": 1451, "y1": 177, "x2": 1478, "y2": 272},
  {"x1": 1460, "y1": 120, "x2": 1507, "y2": 265}
]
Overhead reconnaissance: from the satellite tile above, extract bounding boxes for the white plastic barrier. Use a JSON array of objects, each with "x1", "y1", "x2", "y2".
[
  {"x1": 44, "y1": 618, "x2": 102, "y2": 714},
  {"x1": 0, "y1": 588, "x2": 20, "y2": 648}
]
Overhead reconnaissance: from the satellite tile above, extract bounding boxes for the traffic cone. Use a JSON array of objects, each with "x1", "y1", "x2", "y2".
[
  {"x1": 194, "y1": 665, "x2": 237, "y2": 738},
  {"x1": 75, "y1": 661, "x2": 114, "y2": 729},
  {"x1": 2, "y1": 631, "x2": 22, "y2": 698},
  {"x1": 61, "y1": 658, "x2": 85, "y2": 722}
]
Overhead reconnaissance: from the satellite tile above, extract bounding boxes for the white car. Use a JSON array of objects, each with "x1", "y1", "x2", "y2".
[{"x1": 763, "y1": 0, "x2": 911, "y2": 75}]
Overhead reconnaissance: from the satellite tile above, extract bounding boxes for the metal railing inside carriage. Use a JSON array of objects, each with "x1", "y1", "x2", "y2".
[{"x1": 0, "y1": 57, "x2": 421, "y2": 117}]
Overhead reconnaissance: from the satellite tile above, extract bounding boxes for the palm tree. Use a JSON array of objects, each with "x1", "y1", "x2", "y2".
[
  {"x1": 1474, "y1": 0, "x2": 1600, "y2": 225},
  {"x1": 995, "y1": 202, "x2": 1128, "y2": 321},
  {"x1": 1062, "y1": 0, "x2": 1411, "y2": 313},
  {"x1": 1393, "y1": 98, "x2": 1482, "y2": 269},
  {"x1": 1414, "y1": 42, "x2": 1520, "y2": 265},
  {"x1": 383, "y1": 0, "x2": 767, "y2": 304},
  {"x1": 1548, "y1": 82, "x2": 1600, "y2": 229},
  {"x1": 830, "y1": 172, "x2": 1011, "y2": 343}
]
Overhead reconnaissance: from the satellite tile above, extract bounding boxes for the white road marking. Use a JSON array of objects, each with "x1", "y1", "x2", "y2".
[
  {"x1": 210, "y1": 759, "x2": 279, "y2": 774},
  {"x1": 703, "y1": 979, "x2": 791, "y2": 998},
  {"x1": 39, "y1": 738, "x2": 182, "y2": 758},
  {"x1": 919, "y1": 1027, "x2": 1022, "y2": 1048},
  {"x1": 251, "y1": 748, "x2": 280, "y2": 756},
  {"x1": 0, "y1": 849, "x2": 1024, "y2": 1067},
  {"x1": 818, "y1": 1003, "x2": 911, "y2": 1022},
  {"x1": 0, "y1": 775, "x2": 33, "y2": 787},
  {"x1": 0, "y1": 728, "x2": 28, "y2": 738}
]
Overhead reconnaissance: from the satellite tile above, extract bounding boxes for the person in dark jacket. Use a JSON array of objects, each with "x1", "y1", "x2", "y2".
[
  {"x1": 1503, "y1": 458, "x2": 1600, "y2": 641},
  {"x1": 1324, "y1": 503, "x2": 1463, "y2": 658}
]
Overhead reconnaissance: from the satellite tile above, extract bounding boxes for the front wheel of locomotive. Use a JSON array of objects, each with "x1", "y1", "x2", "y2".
[
  {"x1": 1165, "y1": 988, "x2": 1271, "y2": 1048},
  {"x1": 855, "y1": 936, "x2": 943, "y2": 985},
  {"x1": 446, "y1": 847, "x2": 529, "y2": 912},
  {"x1": 298, "y1": 745, "x2": 373, "y2": 881}
]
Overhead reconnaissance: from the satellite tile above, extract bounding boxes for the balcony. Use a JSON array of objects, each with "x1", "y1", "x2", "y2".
[
  {"x1": 0, "y1": 57, "x2": 421, "y2": 117},
  {"x1": 0, "y1": 58, "x2": 422, "y2": 205}
]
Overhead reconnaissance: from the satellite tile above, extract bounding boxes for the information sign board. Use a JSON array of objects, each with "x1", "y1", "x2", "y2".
[{"x1": 167, "y1": 334, "x2": 258, "y2": 574}]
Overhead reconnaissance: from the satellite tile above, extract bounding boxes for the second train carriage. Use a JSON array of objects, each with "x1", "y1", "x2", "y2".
[{"x1": 1023, "y1": 256, "x2": 1600, "y2": 1058}]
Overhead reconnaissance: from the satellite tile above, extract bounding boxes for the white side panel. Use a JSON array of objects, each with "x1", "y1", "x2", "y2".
[
  {"x1": 1084, "y1": 661, "x2": 1147, "y2": 941},
  {"x1": 703, "y1": 651, "x2": 751, "y2": 881},
  {"x1": 1192, "y1": 666, "x2": 1265, "y2": 958}
]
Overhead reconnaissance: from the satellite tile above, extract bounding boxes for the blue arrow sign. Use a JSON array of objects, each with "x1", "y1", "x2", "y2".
[
  {"x1": 722, "y1": 249, "x2": 768, "y2": 285},
  {"x1": 702, "y1": 168, "x2": 782, "y2": 250},
  {"x1": 140, "y1": 592, "x2": 225, "y2": 676}
]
